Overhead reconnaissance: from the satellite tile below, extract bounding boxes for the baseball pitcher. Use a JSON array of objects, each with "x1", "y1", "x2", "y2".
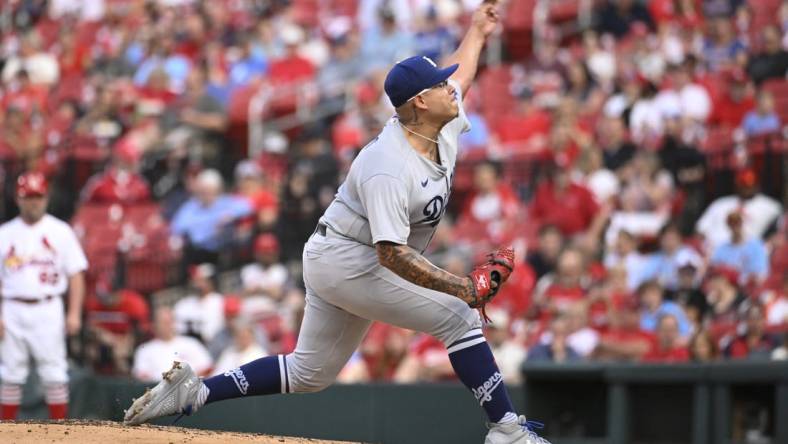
[
  {"x1": 125, "y1": 2, "x2": 548, "y2": 443},
  {"x1": 0, "y1": 172, "x2": 88, "y2": 420}
]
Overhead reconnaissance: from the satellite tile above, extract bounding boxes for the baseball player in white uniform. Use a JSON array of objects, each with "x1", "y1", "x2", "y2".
[
  {"x1": 125, "y1": 2, "x2": 549, "y2": 443},
  {"x1": 0, "y1": 172, "x2": 88, "y2": 420}
]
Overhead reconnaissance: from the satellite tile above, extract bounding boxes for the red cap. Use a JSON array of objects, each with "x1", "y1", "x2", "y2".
[
  {"x1": 115, "y1": 136, "x2": 141, "y2": 164},
  {"x1": 356, "y1": 83, "x2": 378, "y2": 106},
  {"x1": 16, "y1": 172, "x2": 48, "y2": 197},
  {"x1": 630, "y1": 21, "x2": 649, "y2": 37},
  {"x1": 254, "y1": 233, "x2": 280, "y2": 254},
  {"x1": 614, "y1": 295, "x2": 640, "y2": 312},
  {"x1": 735, "y1": 168, "x2": 757, "y2": 187},
  {"x1": 725, "y1": 68, "x2": 748, "y2": 84},
  {"x1": 709, "y1": 265, "x2": 739, "y2": 286},
  {"x1": 224, "y1": 294, "x2": 242, "y2": 317}
]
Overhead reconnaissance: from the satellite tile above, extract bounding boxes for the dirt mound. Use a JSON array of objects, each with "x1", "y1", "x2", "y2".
[{"x1": 1, "y1": 420, "x2": 358, "y2": 443}]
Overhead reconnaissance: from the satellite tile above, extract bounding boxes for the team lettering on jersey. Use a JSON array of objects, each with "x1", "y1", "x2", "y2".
[
  {"x1": 418, "y1": 193, "x2": 447, "y2": 227},
  {"x1": 416, "y1": 172, "x2": 453, "y2": 228},
  {"x1": 3, "y1": 237, "x2": 60, "y2": 284}
]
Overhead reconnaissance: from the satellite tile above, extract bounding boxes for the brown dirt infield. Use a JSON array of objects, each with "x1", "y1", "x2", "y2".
[{"x1": 0, "y1": 420, "x2": 360, "y2": 443}]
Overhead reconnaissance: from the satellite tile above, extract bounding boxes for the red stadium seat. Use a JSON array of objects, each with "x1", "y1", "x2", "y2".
[
  {"x1": 291, "y1": 0, "x2": 320, "y2": 27},
  {"x1": 700, "y1": 126, "x2": 735, "y2": 154},
  {"x1": 761, "y1": 78, "x2": 788, "y2": 98},
  {"x1": 478, "y1": 65, "x2": 517, "y2": 129},
  {"x1": 329, "y1": 0, "x2": 358, "y2": 17}
]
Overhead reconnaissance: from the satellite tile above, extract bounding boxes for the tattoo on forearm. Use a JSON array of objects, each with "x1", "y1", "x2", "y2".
[{"x1": 377, "y1": 242, "x2": 474, "y2": 302}]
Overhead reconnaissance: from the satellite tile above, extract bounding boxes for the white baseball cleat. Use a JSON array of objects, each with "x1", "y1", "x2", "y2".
[
  {"x1": 123, "y1": 361, "x2": 204, "y2": 425},
  {"x1": 484, "y1": 416, "x2": 551, "y2": 444}
]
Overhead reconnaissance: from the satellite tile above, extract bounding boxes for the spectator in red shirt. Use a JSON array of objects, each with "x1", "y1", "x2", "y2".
[
  {"x1": 457, "y1": 161, "x2": 522, "y2": 243},
  {"x1": 708, "y1": 69, "x2": 755, "y2": 128},
  {"x1": 234, "y1": 160, "x2": 279, "y2": 237},
  {"x1": 81, "y1": 136, "x2": 152, "y2": 205},
  {"x1": 724, "y1": 304, "x2": 779, "y2": 360},
  {"x1": 1, "y1": 69, "x2": 49, "y2": 118},
  {"x1": 267, "y1": 24, "x2": 316, "y2": 85},
  {"x1": 487, "y1": 256, "x2": 536, "y2": 320},
  {"x1": 55, "y1": 29, "x2": 91, "y2": 80},
  {"x1": 359, "y1": 323, "x2": 411, "y2": 382},
  {"x1": 593, "y1": 297, "x2": 654, "y2": 361},
  {"x1": 706, "y1": 266, "x2": 749, "y2": 339},
  {"x1": 494, "y1": 87, "x2": 552, "y2": 152},
  {"x1": 642, "y1": 314, "x2": 691, "y2": 363},
  {"x1": 0, "y1": 106, "x2": 44, "y2": 165},
  {"x1": 649, "y1": 0, "x2": 702, "y2": 28},
  {"x1": 394, "y1": 334, "x2": 456, "y2": 382},
  {"x1": 530, "y1": 155, "x2": 602, "y2": 237},
  {"x1": 135, "y1": 68, "x2": 178, "y2": 117},
  {"x1": 84, "y1": 280, "x2": 151, "y2": 375},
  {"x1": 533, "y1": 247, "x2": 590, "y2": 320}
]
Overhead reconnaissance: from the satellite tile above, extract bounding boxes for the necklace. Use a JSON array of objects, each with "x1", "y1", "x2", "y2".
[{"x1": 401, "y1": 123, "x2": 439, "y2": 144}]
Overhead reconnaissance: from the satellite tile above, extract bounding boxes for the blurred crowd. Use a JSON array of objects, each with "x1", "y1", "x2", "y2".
[{"x1": 0, "y1": 0, "x2": 786, "y2": 383}]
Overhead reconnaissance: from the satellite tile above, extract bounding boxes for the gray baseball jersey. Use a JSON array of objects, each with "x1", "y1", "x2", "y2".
[
  {"x1": 288, "y1": 80, "x2": 480, "y2": 393},
  {"x1": 320, "y1": 79, "x2": 470, "y2": 255}
]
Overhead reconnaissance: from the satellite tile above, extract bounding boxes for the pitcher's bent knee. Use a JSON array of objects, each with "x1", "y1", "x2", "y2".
[
  {"x1": 431, "y1": 308, "x2": 483, "y2": 347},
  {"x1": 284, "y1": 353, "x2": 338, "y2": 394}
]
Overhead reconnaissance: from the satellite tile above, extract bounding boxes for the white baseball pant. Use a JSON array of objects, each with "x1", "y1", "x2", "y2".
[{"x1": 1, "y1": 297, "x2": 68, "y2": 385}]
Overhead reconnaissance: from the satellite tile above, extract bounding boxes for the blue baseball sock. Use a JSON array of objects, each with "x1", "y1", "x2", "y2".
[
  {"x1": 447, "y1": 328, "x2": 516, "y2": 423},
  {"x1": 203, "y1": 355, "x2": 290, "y2": 404}
]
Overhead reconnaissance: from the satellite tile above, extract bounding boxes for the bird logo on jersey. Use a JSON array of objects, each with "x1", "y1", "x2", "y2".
[
  {"x1": 3, "y1": 246, "x2": 22, "y2": 270},
  {"x1": 41, "y1": 236, "x2": 56, "y2": 253}
]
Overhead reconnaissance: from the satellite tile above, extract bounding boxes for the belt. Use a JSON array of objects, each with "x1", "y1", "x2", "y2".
[
  {"x1": 5, "y1": 295, "x2": 56, "y2": 304},
  {"x1": 314, "y1": 222, "x2": 372, "y2": 246}
]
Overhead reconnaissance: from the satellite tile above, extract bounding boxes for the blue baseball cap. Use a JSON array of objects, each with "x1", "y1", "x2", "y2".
[{"x1": 384, "y1": 56, "x2": 458, "y2": 108}]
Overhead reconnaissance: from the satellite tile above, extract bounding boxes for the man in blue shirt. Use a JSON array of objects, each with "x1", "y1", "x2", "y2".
[
  {"x1": 639, "y1": 280, "x2": 692, "y2": 338},
  {"x1": 633, "y1": 222, "x2": 703, "y2": 292},
  {"x1": 171, "y1": 169, "x2": 252, "y2": 263},
  {"x1": 742, "y1": 91, "x2": 781, "y2": 136},
  {"x1": 711, "y1": 211, "x2": 769, "y2": 285}
]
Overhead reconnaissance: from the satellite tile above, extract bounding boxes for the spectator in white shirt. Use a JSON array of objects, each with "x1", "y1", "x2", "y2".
[
  {"x1": 483, "y1": 309, "x2": 526, "y2": 384},
  {"x1": 213, "y1": 318, "x2": 268, "y2": 375},
  {"x1": 132, "y1": 307, "x2": 213, "y2": 382},
  {"x1": 241, "y1": 234, "x2": 289, "y2": 303},
  {"x1": 655, "y1": 62, "x2": 712, "y2": 123},
  {"x1": 174, "y1": 263, "x2": 225, "y2": 344},
  {"x1": 539, "y1": 302, "x2": 599, "y2": 358},
  {"x1": 696, "y1": 168, "x2": 782, "y2": 252},
  {"x1": 604, "y1": 230, "x2": 648, "y2": 291},
  {"x1": 1, "y1": 32, "x2": 59, "y2": 85}
]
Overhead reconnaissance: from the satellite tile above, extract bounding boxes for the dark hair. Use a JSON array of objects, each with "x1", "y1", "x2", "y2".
[
  {"x1": 658, "y1": 221, "x2": 682, "y2": 239},
  {"x1": 689, "y1": 329, "x2": 720, "y2": 361},
  {"x1": 637, "y1": 279, "x2": 662, "y2": 296},
  {"x1": 538, "y1": 223, "x2": 562, "y2": 237}
]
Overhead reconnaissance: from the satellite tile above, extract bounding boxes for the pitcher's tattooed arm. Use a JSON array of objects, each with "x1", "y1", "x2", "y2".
[{"x1": 376, "y1": 241, "x2": 475, "y2": 303}]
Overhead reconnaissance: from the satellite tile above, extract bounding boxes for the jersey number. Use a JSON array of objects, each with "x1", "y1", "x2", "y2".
[{"x1": 39, "y1": 271, "x2": 59, "y2": 285}]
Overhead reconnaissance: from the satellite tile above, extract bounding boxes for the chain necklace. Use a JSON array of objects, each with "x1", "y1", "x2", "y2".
[{"x1": 401, "y1": 122, "x2": 439, "y2": 144}]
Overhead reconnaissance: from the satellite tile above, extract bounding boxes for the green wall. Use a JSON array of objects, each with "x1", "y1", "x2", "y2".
[{"x1": 11, "y1": 361, "x2": 788, "y2": 444}]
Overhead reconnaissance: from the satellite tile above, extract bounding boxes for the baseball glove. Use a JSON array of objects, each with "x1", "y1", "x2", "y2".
[{"x1": 466, "y1": 246, "x2": 515, "y2": 322}]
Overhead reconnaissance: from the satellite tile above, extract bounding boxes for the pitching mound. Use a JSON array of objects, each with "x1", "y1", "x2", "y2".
[{"x1": 1, "y1": 420, "x2": 358, "y2": 443}]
